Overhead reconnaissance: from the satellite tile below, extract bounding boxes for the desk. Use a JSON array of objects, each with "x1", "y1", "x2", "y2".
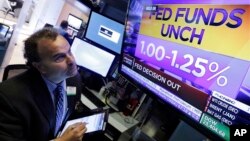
[{"x1": 81, "y1": 88, "x2": 139, "y2": 141}]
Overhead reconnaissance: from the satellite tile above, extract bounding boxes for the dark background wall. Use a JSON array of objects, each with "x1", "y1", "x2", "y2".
[{"x1": 78, "y1": 0, "x2": 129, "y2": 23}]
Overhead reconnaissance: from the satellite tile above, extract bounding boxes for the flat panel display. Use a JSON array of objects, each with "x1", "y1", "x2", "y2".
[
  {"x1": 85, "y1": 11, "x2": 125, "y2": 54},
  {"x1": 119, "y1": 0, "x2": 250, "y2": 140},
  {"x1": 67, "y1": 14, "x2": 83, "y2": 30},
  {"x1": 71, "y1": 37, "x2": 115, "y2": 77},
  {"x1": 0, "y1": 24, "x2": 9, "y2": 38}
]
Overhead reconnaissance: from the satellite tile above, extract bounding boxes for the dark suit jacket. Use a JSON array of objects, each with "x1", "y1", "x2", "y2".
[{"x1": 0, "y1": 68, "x2": 85, "y2": 141}]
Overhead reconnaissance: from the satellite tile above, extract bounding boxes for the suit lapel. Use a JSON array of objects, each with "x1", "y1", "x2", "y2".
[
  {"x1": 33, "y1": 85, "x2": 55, "y2": 128},
  {"x1": 65, "y1": 83, "x2": 77, "y2": 121},
  {"x1": 64, "y1": 74, "x2": 81, "y2": 121},
  {"x1": 29, "y1": 69, "x2": 56, "y2": 130}
]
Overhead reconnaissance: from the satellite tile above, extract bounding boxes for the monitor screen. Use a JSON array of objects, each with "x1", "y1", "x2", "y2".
[
  {"x1": 119, "y1": 0, "x2": 250, "y2": 140},
  {"x1": 0, "y1": 24, "x2": 10, "y2": 38},
  {"x1": 85, "y1": 11, "x2": 125, "y2": 54},
  {"x1": 71, "y1": 37, "x2": 115, "y2": 77},
  {"x1": 67, "y1": 14, "x2": 83, "y2": 30}
]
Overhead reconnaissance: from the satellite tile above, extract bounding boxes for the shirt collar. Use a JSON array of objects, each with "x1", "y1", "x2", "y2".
[{"x1": 41, "y1": 75, "x2": 66, "y2": 94}]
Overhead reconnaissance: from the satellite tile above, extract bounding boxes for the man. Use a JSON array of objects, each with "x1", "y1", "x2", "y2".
[
  {"x1": 56, "y1": 20, "x2": 72, "y2": 45},
  {"x1": 0, "y1": 28, "x2": 87, "y2": 141}
]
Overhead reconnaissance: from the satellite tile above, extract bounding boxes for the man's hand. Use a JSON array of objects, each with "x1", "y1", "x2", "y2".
[{"x1": 55, "y1": 122, "x2": 87, "y2": 141}]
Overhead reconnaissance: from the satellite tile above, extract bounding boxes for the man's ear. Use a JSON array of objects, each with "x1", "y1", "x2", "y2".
[{"x1": 32, "y1": 62, "x2": 46, "y2": 74}]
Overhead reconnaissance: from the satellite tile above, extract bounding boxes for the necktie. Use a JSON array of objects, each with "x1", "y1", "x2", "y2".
[{"x1": 54, "y1": 84, "x2": 64, "y2": 134}]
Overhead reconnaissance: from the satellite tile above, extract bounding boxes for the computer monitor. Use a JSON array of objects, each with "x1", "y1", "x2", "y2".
[
  {"x1": 71, "y1": 37, "x2": 116, "y2": 77},
  {"x1": 119, "y1": 0, "x2": 250, "y2": 141},
  {"x1": 67, "y1": 14, "x2": 83, "y2": 30},
  {"x1": 0, "y1": 23, "x2": 10, "y2": 38},
  {"x1": 85, "y1": 11, "x2": 125, "y2": 54}
]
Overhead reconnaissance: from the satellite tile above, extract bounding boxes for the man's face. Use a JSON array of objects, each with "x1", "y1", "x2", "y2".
[{"x1": 34, "y1": 35, "x2": 77, "y2": 83}]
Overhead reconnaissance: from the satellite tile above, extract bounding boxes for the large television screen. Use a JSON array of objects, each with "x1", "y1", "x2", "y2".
[
  {"x1": 67, "y1": 14, "x2": 83, "y2": 30},
  {"x1": 71, "y1": 37, "x2": 116, "y2": 77},
  {"x1": 85, "y1": 11, "x2": 125, "y2": 54},
  {"x1": 119, "y1": 0, "x2": 250, "y2": 140}
]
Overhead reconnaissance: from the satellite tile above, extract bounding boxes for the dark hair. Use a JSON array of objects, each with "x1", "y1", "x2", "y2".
[
  {"x1": 24, "y1": 28, "x2": 59, "y2": 67},
  {"x1": 43, "y1": 23, "x2": 54, "y2": 28},
  {"x1": 60, "y1": 20, "x2": 68, "y2": 29}
]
